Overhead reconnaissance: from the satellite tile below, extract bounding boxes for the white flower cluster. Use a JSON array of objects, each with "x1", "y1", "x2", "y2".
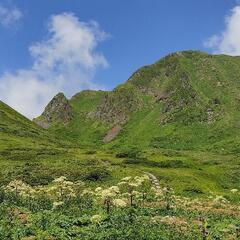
[
  {"x1": 4, "y1": 174, "x2": 239, "y2": 222},
  {"x1": 93, "y1": 174, "x2": 152, "y2": 209},
  {"x1": 213, "y1": 195, "x2": 229, "y2": 204},
  {"x1": 4, "y1": 180, "x2": 36, "y2": 198},
  {"x1": 230, "y1": 189, "x2": 238, "y2": 194},
  {"x1": 118, "y1": 175, "x2": 150, "y2": 189},
  {"x1": 4, "y1": 176, "x2": 85, "y2": 203}
]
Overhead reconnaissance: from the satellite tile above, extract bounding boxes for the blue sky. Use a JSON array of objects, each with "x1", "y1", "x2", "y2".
[{"x1": 0, "y1": 0, "x2": 239, "y2": 118}]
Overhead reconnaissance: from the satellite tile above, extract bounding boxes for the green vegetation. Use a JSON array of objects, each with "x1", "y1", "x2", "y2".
[
  {"x1": 0, "y1": 174, "x2": 239, "y2": 239},
  {"x1": 32, "y1": 51, "x2": 240, "y2": 153},
  {"x1": 1, "y1": 51, "x2": 240, "y2": 239}
]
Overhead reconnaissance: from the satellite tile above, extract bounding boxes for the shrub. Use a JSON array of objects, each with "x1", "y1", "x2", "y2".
[
  {"x1": 85, "y1": 150, "x2": 97, "y2": 155},
  {"x1": 0, "y1": 189, "x2": 5, "y2": 203},
  {"x1": 84, "y1": 168, "x2": 110, "y2": 181},
  {"x1": 23, "y1": 175, "x2": 54, "y2": 186},
  {"x1": 122, "y1": 157, "x2": 147, "y2": 165},
  {"x1": 183, "y1": 187, "x2": 204, "y2": 195},
  {"x1": 116, "y1": 147, "x2": 142, "y2": 158},
  {"x1": 123, "y1": 158, "x2": 188, "y2": 168}
]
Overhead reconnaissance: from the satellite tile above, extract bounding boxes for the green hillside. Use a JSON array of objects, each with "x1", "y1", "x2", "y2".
[
  {"x1": 108, "y1": 51, "x2": 240, "y2": 152},
  {"x1": 0, "y1": 100, "x2": 68, "y2": 184},
  {"x1": 0, "y1": 100, "x2": 50, "y2": 150},
  {"x1": 2, "y1": 50, "x2": 240, "y2": 196},
  {"x1": 1, "y1": 51, "x2": 240, "y2": 240},
  {"x1": 35, "y1": 51, "x2": 240, "y2": 153},
  {"x1": 0, "y1": 100, "x2": 141, "y2": 188}
]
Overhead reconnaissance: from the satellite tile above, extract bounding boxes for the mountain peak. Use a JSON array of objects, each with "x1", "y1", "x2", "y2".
[
  {"x1": 164, "y1": 50, "x2": 209, "y2": 59},
  {"x1": 54, "y1": 92, "x2": 66, "y2": 99},
  {"x1": 33, "y1": 92, "x2": 73, "y2": 129},
  {"x1": 33, "y1": 50, "x2": 240, "y2": 151}
]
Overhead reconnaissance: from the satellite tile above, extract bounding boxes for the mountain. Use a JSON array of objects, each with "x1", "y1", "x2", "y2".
[
  {"x1": 33, "y1": 92, "x2": 73, "y2": 129},
  {"x1": 2, "y1": 50, "x2": 240, "y2": 196},
  {"x1": 34, "y1": 50, "x2": 240, "y2": 153}
]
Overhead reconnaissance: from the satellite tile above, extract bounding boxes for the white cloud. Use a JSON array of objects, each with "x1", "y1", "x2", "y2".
[
  {"x1": 204, "y1": 5, "x2": 240, "y2": 55},
  {"x1": 0, "y1": 4, "x2": 22, "y2": 28},
  {"x1": 0, "y1": 13, "x2": 108, "y2": 119}
]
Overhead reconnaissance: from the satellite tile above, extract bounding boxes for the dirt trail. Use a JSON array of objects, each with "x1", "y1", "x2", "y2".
[{"x1": 145, "y1": 172, "x2": 161, "y2": 190}]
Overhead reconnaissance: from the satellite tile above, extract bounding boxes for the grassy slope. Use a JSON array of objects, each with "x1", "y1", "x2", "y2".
[
  {"x1": 0, "y1": 99, "x2": 141, "y2": 188},
  {"x1": 49, "y1": 90, "x2": 109, "y2": 146},
  {"x1": 42, "y1": 51, "x2": 240, "y2": 153},
  {"x1": 2, "y1": 51, "x2": 240, "y2": 198},
  {"x1": 41, "y1": 51, "x2": 240, "y2": 196},
  {"x1": 103, "y1": 52, "x2": 240, "y2": 153},
  {"x1": 0, "y1": 101, "x2": 69, "y2": 184}
]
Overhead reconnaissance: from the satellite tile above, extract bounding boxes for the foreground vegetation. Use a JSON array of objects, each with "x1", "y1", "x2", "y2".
[
  {"x1": 2, "y1": 51, "x2": 240, "y2": 239},
  {"x1": 0, "y1": 174, "x2": 239, "y2": 239}
]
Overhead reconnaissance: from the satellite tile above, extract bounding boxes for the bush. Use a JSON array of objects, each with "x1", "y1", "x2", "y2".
[
  {"x1": 183, "y1": 187, "x2": 204, "y2": 195},
  {"x1": 85, "y1": 150, "x2": 97, "y2": 155},
  {"x1": 84, "y1": 168, "x2": 110, "y2": 181},
  {"x1": 24, "y1": 175, "x2": 54, "y2": 186},
  {"x1": 155, "y1": 160, "x2": 188, "y2": 168},
  {"x1": 122, "y1": 157, "x2": 147, "y2": 165},
  {"x1": 123, "y1": 158, "x2": 188, "y2": 168},
  {"x1": 116, "y1": 148, "x2": 142, "y2": 159},
  {"x1": 0, "y1": 190, "x2": 5, "y2": 203}
]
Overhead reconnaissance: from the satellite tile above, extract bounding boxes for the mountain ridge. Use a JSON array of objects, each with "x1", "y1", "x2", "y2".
[{"x1": 31, "y1": 50, "x2": 240, "y2": 153}]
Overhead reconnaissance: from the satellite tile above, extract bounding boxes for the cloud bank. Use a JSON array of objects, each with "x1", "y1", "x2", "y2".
[
  {"x1": 0, "y1": 13, "x2": 108, "y2": 119},
  {"x1": 0, "y1": 4, "x2": 22, "y2": 28},
  {"x1": 204, "y1": 5, "x2": 240, "y2": 55}
]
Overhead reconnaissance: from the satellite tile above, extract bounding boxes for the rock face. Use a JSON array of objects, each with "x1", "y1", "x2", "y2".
[
  {"x1": 34, "y1": 93, "x2": 73, "y2": 129},
  {"x1": 103, "y1": 125, "x2": 122, "y2": 143},
  {"x1": 94, "y1": 85, "x2": 143, "y2": 125}
]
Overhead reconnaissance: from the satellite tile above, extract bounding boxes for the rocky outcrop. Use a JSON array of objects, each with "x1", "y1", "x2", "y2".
[
  {"x1": 33, "y1": 93, "x2": 73, "y2": 129},
  {"x1": 94, "y1": 85, "x2": 143, "y2": 125},
  {"x1": 103, "y1": 125, "x2": 122, "y2": 143}
]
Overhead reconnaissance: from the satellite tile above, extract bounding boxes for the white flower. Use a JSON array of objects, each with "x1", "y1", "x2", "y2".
[
  {"x1": 64, "y1": 181, "x2": 74, "y2": 186},
  {"x1": 150, "y1": 187, "x2": 156, "y2": 192},
  {"x1": 101, "y1": 189, "x2": 116, "y2": 199},
  {"x1": 122, "y1": 192, "x2": 131, "y2": 198},
  {"x1": 68, "y1": 192, "x2": 76, "y2": 197},
  {"x1": 230, "y1": 189, "x2": 238, "y2": 193},
  {"x1": 155, "y1": 190, "x2": 163, "y2": 197},
  {"x1": 109, "y1": 186, "x2": 120, "y2": 193},
  {"x1": 95, "y1": 187, "x2": 102, "y2": 192},
  {"x1": 134, "y1": 176, "x2": 141, "y2": 180},
  {"x1": 135, "y1": 179, "x2": 144, "y2": 185},
  {"x1": 53, "y1": 176, "x2": 67, "y2": 183},
  {"x1": 132, "y1": 191, "x2": 140, "y2": 196},
  {"x1": 81, "y1": 189, "x2": 94, "y2": 196},
  {"x1": 129, "y1": 183, "x2": 139, "y2": 188},
  {"x1": 142, "y1": 174, "x2": 150, "y2": 181},
  {"x1": 113, "y1": 198, "x2": 127, "y2": 207},
  {"x1": 121, "y1": 177, "x2": 131, "y2": 181},
  {"x1": 4, "y1": 179, "x2": 36, "y2": 198},
  {"x1": 90, "y1": 214, "x2": 103, "y2": 224},
  {"x1": 214, "y1": 195, "x2": 229, "y2": 204},
  {"x1": 117, "y1": 181, "x2": 127, "y2": 186},
  {"x1": 150, "y1": 216, "x2": 162, "y2": 224},
  {"x1": 52, "y1": 201, "x2": 64, "y2": 209},
  {"x1": 75, "y1": 180, "x2": 85, "y2": 188}
]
